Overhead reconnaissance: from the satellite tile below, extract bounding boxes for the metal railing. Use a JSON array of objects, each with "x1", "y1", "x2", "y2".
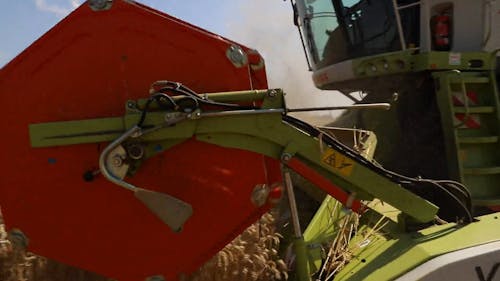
[{"x1": 391, "y1": 0, "x2": 422, "y2": 50}]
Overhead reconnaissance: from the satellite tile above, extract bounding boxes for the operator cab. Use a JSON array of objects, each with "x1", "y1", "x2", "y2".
[
  {"x1": 293, "y1": 0, "x2": 495, "y2": 89},
  {"x1": 295, "y1": 0, "x2": 419, "y2": 70}
]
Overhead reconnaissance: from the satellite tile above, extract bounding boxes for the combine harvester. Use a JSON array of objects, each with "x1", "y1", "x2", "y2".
[{"x1": 0, "y1": 0, "x2": 499, "y2": 280}]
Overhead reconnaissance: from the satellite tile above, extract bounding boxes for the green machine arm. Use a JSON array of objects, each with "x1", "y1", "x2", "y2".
[{"x1": 29, "y1": 85, "x2": 440, "y2": 224}]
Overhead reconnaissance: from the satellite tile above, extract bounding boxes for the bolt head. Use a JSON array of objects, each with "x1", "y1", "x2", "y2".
[
  {"x1": 8, "y1": 229, "x2": 29, "y2": 250},
  {"x1": 281, "y1": 153, "x2": 292, "y2": 162},
  {"x1": 112, "y1": 155, "x2": 123, "y2": 167},
  {"x1": 131, "y1": 129, "x2": 142, "y2": 138},
  {"x1": 88, "y1": 0, "x2": 112, "y2": 11},
  {"x1": 145, "y1": 275, "x2": 165, "y2": 281},
  {"x1": 226, "y1": 45, "x2": 248, "y2": 68},
  {"x1": 128, "y1": 144, "x2": 144, "y2": 160}
]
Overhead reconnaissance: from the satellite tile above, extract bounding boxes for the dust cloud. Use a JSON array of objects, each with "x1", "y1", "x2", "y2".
[{"x1": 224, "y1": 0, "x2": 353, "y2": 123}]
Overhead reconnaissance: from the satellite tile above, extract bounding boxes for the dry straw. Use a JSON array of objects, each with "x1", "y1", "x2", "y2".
[
  {"x1": 0, "y1": 204, "x2": 384, "y2": 281},
  {"x1": 0, "y1": 210, "x2": 286, "y2": 281},
  {"x1": 316, "y1": 205, "x2": 388, "y2": 281},
  {"x1": 0, "y1": 210, "x2": 111, "y2": 281},
  {"x1": 189, "y1": 212, "x2": 288, "y2": 281}
]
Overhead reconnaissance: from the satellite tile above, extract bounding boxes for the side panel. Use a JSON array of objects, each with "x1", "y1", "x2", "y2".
[
  {"x1": 396, "y1": 241, "x2": 500, "y2": 281},
  {"x1": 0, "y1": 1, "x2": 273, "y2": 280},
  {"x1": 420, "y1": 0, "x2": 485, "y2": 52},
  {"x1": 483, "y1": 0, "x2": 500, "y2": 52}
]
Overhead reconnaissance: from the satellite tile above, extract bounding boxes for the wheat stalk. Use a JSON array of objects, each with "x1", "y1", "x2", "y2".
[
  {"x1": 188, "y1": 212, "x2": 288, "y2": 281},
  {"x1": 316, "y1": 210, "x2": 388, "y2": 281},
  {"x1": 0, "y1": 208, "x2": 112, "y2": 281}
]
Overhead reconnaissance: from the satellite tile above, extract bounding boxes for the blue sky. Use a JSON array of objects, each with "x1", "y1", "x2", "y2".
[
  {"x1": 0, "y1": 0, "x2": 240, "y2": 66},
  {"x1": 0, "y1": 0, "x2": 351, "y2": 118}
]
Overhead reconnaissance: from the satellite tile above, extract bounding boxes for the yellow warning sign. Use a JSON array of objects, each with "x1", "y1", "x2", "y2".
[{"x1": 321, "y1": 148, "x2": 355, "y2": 176}]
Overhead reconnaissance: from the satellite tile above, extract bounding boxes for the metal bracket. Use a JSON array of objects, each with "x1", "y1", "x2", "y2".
[
  {"x1": 226, "y1": 44, "x2": 248, "y2": 68},
  {"x1": 281, "y1": 142, "x2": 300, "y2": 163},
  {"x1": 29, "y1": 88, "x2": 439, "y2": 224},
  {"x1": 99, "y1": 125, "x2": 193, "y2": 232}
]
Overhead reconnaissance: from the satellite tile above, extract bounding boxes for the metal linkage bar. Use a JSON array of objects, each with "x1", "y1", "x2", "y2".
[
  {"x1": 287, "y1": 103, "x2": 390, "y2": 112},
  {"x1": 397, "y1": 1, "x2": 421, "y2": 10},
  {"x1": 29, "y1": 89, "x2": 440, "y2": 223},
  {"x1": 99, "y1": 125, "x2": 142, "y2": 192},
  {"x1": 286, "y1": 158, "x2": 365, "y2": 214},
  {"x1": 200, "y1": 103, "x2": 390, "y2": 117},
  {"x1": 283, "y1": 170, "x2": 311, "y2": 281},
  {"x1": 98, "y1": 125, "x2": 193, "y2": 232},
  {"x1": 284, "y1": 171, "x2": 302, "y2": 239}
]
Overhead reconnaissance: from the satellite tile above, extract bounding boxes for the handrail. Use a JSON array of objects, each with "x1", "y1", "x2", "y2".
[
  {"x1": 391, "y1": 0, "x2": 422, "y2": 50},
  {"x1": 392, "y1": 0, "x2": 407, "y2": 50},
  {"x1": 448, "y1": 70, "x2": 471, "y2": 129},
  {"x1": 482, "y1": 0, "x2": 495, "y2": 48},
  {"x1": 398, "y1": 1, "x2": 421, "y2": 10}
]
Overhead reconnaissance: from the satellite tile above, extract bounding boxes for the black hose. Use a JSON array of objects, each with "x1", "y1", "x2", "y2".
[
  {"x1": 137, "y1": 93, "x2": 177, "y2": 127},
  {"x1": 155, "y1": 81, "x2": 258, "y2": 110},
  {"x1": 425, "y1": 181, "x2": 473, "y2": 223},
  {"x1": 282, "y1": 115, "x2": 473, "y2": 223}
]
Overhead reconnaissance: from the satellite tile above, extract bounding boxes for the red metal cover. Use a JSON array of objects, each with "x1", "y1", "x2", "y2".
[{"x1": 0, "y1": 1, "x2": 280, "y2": 280}]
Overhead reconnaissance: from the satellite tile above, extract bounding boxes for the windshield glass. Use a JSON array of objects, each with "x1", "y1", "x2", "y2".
[
  {"x1": 298, "y1": 0, "x2": 402, "y2": 70},
  {"x1": 340, "y1": 0, "x2": 399, "y2": 56},
  {"x1": 302, "y1": 0, "x2": 340, "y2": 65},
  {"x1": 342, "y1": 0, "x2": 361, "y2": 8}
]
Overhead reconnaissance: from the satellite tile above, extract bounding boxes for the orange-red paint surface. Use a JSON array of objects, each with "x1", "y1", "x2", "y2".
[
  {"x1": 287, "y1": 158, "x2": 364, "y2": 213},
  {"x1": 0, "y1": 1, "x2": 280, "y2": 280}
]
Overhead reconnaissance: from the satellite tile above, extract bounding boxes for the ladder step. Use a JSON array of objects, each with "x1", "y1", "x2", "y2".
[
  {"x1": 464, "y1": 167, "x2": 500, "y2": 175},
  {"x1": 449, "y1": 77, "x2": 490, "y2": 84},
  {"x1": 472, "y1": 198, "x2": 500, "y2": 206},
  {"x1": 458, "y1": 136, "x2": 499, "y2": 144},
  {"x1": 453, "y1": 106, "x2": 495, "y2": 114}
]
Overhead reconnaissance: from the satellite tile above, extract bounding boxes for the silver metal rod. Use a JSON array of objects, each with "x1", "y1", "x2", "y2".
[
  {"x1": 288, "y1": 103, "x2": 391, "y2": 112},
  {"x1": 397, "y1": 1, "x2": 420, "y2": 10},
  {"x1": 284, "y1": 171, "x2": 302, "y2": 238},
  {"x1": 99, "y1": 125, "x2": 142, "y2": 192},
  {"x1": 200, "y1": 108, "x2": 284, "y2": 117},
  {"x1": 200, "y1": 103, "x2": 391, "y2": 118},
  {"x1": 392, "y1": 0, "x2": 407, "y2": 50},
  {"x1": 482, "y1": 0, "x2": 494, "y2": 47}
]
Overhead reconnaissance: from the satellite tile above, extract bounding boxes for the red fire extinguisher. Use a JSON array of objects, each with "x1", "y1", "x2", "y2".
[{"x1": 432, "y1": 12, "x2": 451, "y2": 51}]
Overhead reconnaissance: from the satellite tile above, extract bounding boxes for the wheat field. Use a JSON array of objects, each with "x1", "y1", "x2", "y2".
[{"x1": 0, "y1": 210, "x2": 287, "y2": 281}]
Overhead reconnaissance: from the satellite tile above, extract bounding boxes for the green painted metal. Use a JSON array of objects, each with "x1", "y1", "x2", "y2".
[
  {"x1": 349, "y1": 50, "x2": 494, "y2": 82},
  {"x1": 352, "y1": 49, "x2": 416, "y2": 78},
  {"x1": 413, "y1": 52, "x2": 494, "y2": 72},
  {"x1": 454, "y1": 106, "x2": 495, "y2": 114},
  {"x1": 458, "y1": 136, "x2": 499, "y2": 144},
  {"x1": 433, "y1": 69, "x2": 500, "y2": 207},
  {"x1": 29, "y1": 117, "x2": 125, "y2": 147},
  {"x1": 134, "y1": 89, "x2": 270, "y2": 109},
  {"x1": 194, "y1": 114, "x2": 437, "y2": 222},
  {"x1": 301, "y1": 130, "x2": 378, "y2": 275},
  {"x1": 333, "y1": 212, "x2": 500, "y2": 281},
  {"x1": 29, "y1": 89, "x2": 438, "y2": 223},
  {"x1": 26, "y1": 54, "x2": 500, "y2": 281},
  {"x1": 303, "y1": 196, "x2": 347, "y2": 274},
  {"x1": 294, "y1": 237, "x2": 311, "y2": 281},
  {"x1": 433, "y1": 72, "x2": 465, "y2": 182}
]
